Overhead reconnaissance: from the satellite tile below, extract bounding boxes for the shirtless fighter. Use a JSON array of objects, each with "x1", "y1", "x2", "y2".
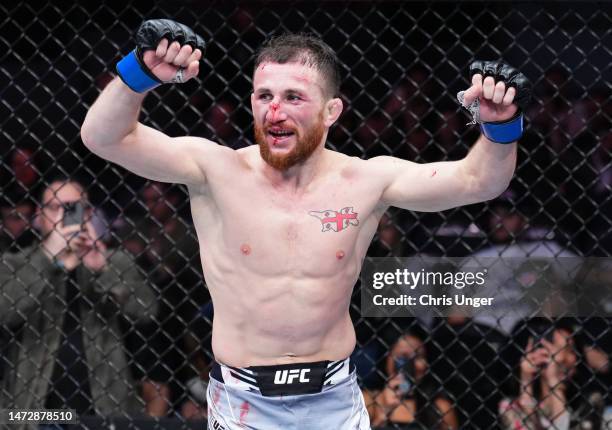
[{"x1": 81, "y1": 20, "x2": 530, "y2": 429}]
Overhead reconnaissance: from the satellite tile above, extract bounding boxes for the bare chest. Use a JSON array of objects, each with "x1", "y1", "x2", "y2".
[{"x1": 198, "y1": 173, "x2": 382, "y2": 276}]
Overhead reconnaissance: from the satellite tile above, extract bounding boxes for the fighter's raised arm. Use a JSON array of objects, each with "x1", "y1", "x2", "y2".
[
  {"x1": 372, "y1": 61, "x2": 531, "y2": 212},
  {"x1": 81, "y1": 20, "x2": 218, "y2": 186}
]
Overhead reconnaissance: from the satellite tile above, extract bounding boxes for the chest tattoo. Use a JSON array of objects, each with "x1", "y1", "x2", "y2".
[{"x1": 308, "y1": 207, "x2": 359, "y2": 232}]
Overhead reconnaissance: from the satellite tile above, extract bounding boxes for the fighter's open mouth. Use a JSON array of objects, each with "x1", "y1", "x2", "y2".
[{"x1": 268, "y1": 129, "x2": 295, "y2": 137}]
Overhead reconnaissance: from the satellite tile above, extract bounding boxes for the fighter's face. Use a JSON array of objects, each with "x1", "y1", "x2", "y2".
[{"x1": 251, "y1": 62, "x2": 342, "y2": 170}]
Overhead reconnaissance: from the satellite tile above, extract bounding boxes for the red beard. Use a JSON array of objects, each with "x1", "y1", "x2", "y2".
[{"x1": 255, "y1": 114, "x2": 326, "y2": 171}]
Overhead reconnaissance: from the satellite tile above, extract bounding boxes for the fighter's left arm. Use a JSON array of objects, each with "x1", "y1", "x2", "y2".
[{"x1": 374, "y1": 61, "x2": 531, "y2": 212}]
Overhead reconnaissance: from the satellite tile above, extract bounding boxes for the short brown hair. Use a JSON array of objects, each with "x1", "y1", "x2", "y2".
[{"x1": 254, "y1": 33, "x2": 342, "y2": 99}]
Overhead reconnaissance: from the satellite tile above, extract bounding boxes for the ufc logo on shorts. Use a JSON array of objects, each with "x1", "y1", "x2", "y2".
[
  {"x1": 274, "y1": 368, "x2": 311, "y2": 384},
  {"x1": 211, "y1": 418, "x2": 225, "y2": 430}
]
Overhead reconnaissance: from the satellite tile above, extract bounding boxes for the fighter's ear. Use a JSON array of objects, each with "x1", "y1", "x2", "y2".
[{"x1": 324, "y1": 97, "x2": 343, "y2": 127}]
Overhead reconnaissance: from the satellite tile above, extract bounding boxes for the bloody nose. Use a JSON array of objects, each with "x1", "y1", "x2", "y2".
[{"x1": 269, "y1": 102, "x2": 280, "y2": 122}]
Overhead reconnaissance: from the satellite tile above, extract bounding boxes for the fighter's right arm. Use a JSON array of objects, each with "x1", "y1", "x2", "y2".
[
  {"x1": 81, "y1": 20, "x2": 211, "y2": 186},
  {"x1": 81, "y1": 77, "x2": 211, "y2": 185}
]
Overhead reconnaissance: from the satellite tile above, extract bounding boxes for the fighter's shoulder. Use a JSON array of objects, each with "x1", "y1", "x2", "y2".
[
  {"x1": 328, "y1": 151, "x2": 362, "y2": 176},
  {"x1": 235, "y1": 144, "x2": 261, "y2": 169},
  {"x1": 329, "y1": 152, "x2": 387, "y2": 176},
  {"x1": 236, "y1": 144, "x2": 259, "y2": 157},
  {"x1": 185, "y1": 141, "x2": 247, "y2": 195},
  {"x1": 366, "y1": 155, "x2": 415, "y2": 168},
  {"x1": 366, "y1": 155, "x2": 431, "y2": 183},
  {"x1": 352, "y1": 155, "x2": 416, "y2": 176},
  {"x1": 182, "y1": 136, "x2": 233, "y2": 156},
  {"x1": 180, "y1": 136, "x2": 244, "y2": 168}
]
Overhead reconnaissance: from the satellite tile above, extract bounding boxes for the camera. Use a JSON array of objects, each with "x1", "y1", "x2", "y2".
[
  {"x1": 62, "y1": 202, "x2": 84, "y2": 227},
  {"x1": 395, "y1": 357, "x2": 415, "y2": 397}
]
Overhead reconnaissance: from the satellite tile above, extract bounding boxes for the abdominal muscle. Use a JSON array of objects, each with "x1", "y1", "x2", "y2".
[{"x1": 206, "y1": 265, "x2": 359, "y2": 367}]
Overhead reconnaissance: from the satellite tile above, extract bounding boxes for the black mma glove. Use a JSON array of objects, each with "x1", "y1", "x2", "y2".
[
  {"x1": 457, "y1": 60, "x2": 531, "y2": 143},
  {"x1": 116, "y1": 19, "x2": 206, "y2": 93}
]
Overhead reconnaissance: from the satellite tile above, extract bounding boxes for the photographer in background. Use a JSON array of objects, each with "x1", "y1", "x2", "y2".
[
  {"x1": 0, "y1": 177, "x2": 158, "y2": 427},
  {"x1": 363, "y1": 330, "x2": 458, "y2": 430},
  {"x1": 500, "y1": 318, "x2": 604, "y2": 430}
]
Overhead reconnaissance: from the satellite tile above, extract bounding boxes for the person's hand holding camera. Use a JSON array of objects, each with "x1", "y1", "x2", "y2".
[
  {"x1": 41, "y1": 223, "x2": 83, "y2": 270},
  {"x1": 541, "y1": 341, "x2": 566, "y2": 391},
  {"x1": 520, "y1": 337, "x2": 551, "y2": 380},
  {"x1": 41, "y1": 202, "x2": 106, "y2": 272},
  {"x1": 40, "y1": 201, "x2": 84, "y2": 270},
  {"x1": 77, "y1": 220, "x2": 107, "y2": 273}
]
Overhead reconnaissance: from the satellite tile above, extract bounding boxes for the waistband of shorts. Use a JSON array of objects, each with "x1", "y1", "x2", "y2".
[{"x1": 210, "y1": 357, "x2": 355, "y2": 394}]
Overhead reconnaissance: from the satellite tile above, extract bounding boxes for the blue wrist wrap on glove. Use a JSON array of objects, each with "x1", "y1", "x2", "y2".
[
  {"x1": 116, "y1": 50, "x2": 161, "y2": 93},
  {"x1": 480, "y1": 114, "x2": 523, "y2": 144}
]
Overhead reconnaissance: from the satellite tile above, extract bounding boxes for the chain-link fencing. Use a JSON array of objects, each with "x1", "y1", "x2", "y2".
[{"x1": 1, "y1": 1, "x2": 611, "y2": 429}]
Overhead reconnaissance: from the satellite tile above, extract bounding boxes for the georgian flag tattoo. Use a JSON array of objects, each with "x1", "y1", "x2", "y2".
[{"x1": 309, "y1": 207, "x2": 359, "y2": 232}]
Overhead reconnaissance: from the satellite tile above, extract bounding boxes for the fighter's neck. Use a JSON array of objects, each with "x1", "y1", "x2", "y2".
[{"x1": 262, "y1": 146, "x2": 332, "y2": 192}]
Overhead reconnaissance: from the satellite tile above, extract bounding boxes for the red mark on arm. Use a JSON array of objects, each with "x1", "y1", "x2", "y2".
[
  {"x1": 336, "y1": 250, "x2": 345, "y2": 260},
  {"x1": 431, "y1": 170, "x2": 437, "y2": 177},
  {"x1": 241, "y1": 244, "x2": 251, "y2": 255}
]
